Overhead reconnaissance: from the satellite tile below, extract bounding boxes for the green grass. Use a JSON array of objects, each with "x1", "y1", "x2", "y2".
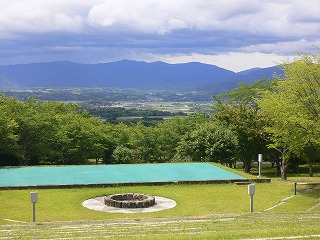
[
  {"x1": 0, "y1": 212, "x2": 319, "y2": 239},
  {"x1": 245, "y1": 162, "x2": 320, "y2": 179},
  {"x1": 0, "y1": 183, "x2": 293, "y2": 222},
  {"x1": 0, "y1": 163, "x2": 319, "y2": 239}
]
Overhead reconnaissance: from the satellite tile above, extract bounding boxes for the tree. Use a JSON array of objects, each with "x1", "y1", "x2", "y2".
[
  {"x1": 156, "y1": 114, "x2": 208, "y2": 162},
  {"x1": 176, "y1": 121, "x2": 238, "y2": 165},
  {"x1": 212, "y1": 79, "x2": 272, "y2": 173},
  {"x1": 129, "y1": 122, "x2": 160, "y2": 163},
  {"x1": 105, "y1": 123, "x2": 131, "y2": 164},
  {"x1": 108, "y1": 114, "x2": 208, "y2": 164},
  {"x1": 213, "y1": 78, "x2": 275, "y2": 106},
  {"x1": 109, "y1": 145, "x2": 134, "y2": 164},
  {"x1": 0, "y1": 97, "x2": 53, "y2": 165},
  {"x1": 0, "y1": 96, "x2": 19, "y2": 165},
  {"x1": 257, "y1": 87, "x2": 305, "y2": 180},
  {"x1": 0, "y1": 96, "x2": 109, "y2": 165},
  {"x1": 257, "y1": 50, "x2": 320, "y2": 179},
  {"x1": 214, "y1": 104, "x2": 266, "y2": 172}
]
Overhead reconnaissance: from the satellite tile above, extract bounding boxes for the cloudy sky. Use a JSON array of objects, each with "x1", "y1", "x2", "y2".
[{"x1": 0, "y1": 0, "x2": 319, "y2": 72}]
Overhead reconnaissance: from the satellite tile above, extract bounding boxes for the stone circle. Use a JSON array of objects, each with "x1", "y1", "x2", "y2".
[
  {"x1": 82, "y1": 196, "x2": 176, "y2": 213},
  {"x1": 104, "y1": 193, "x2": 156, "y2": 208}
]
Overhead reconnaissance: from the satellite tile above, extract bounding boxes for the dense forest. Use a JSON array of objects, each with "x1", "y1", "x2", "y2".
[{"x1": 0, "y1": 51, "x2": 319, "y2": 180}]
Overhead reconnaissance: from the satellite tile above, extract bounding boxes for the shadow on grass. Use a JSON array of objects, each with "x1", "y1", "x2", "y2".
[
  {"x1": 295, "y1": 185, "x2": 320, "y2": 199},
  {"x1": 236, "y1": 162, "x2": 320, "y2": 179}
]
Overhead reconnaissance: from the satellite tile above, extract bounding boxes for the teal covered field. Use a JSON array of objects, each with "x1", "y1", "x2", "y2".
[{"x1": 0, "y1": 163, "x2": 244, "y2": 187}]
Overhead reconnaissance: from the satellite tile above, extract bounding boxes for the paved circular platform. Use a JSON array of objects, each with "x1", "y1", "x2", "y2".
[{"x1": 82, "y1": 196, "x2": 176, "y2": 213}]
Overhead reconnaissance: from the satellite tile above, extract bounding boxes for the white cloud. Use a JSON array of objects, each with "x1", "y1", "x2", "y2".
[
  {"x1": 87, "y1": 0, "x2": 193, "y2": 35},
  {"x1": 0, "y1": 0, "x2": 319, "y2": 69},
  {"x1": 0, "y1": 0, "x2": 93, "y2": 34},
  {"x1": 86, "y1": 0, "x2": 261, "y2": 34},
  {"x1": 239, "y1": 39, "x2": 320, "y2": 55},
  {"x1": 287, "y1": 0, "x2": 320, "y2": 23},
  {"x1": 128, "y1": 52, "x2": 294, "y2": 72},
  {"x1": 1, "y1": 0, "x2": 318, "y2": 37},
  {"x1": 85, "y1": 0, "x2": 320, "y2": 38}
]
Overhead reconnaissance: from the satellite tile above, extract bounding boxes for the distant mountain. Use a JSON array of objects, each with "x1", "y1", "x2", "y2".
[
  {"x1": 0, "y1": 60, "x2": 284, "y2": 93},
  {"x1": 237, "y1": 68, "x2": 261, "y2": 75},
  {"x1": 240, "y1": 66, "x2": 284, "y2": 83}
]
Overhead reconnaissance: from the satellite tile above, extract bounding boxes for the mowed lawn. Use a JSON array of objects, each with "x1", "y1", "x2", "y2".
[
  {"x1": 0, "y1": 184, "x2": 293, "y2": 222},
  {"x1": 0, "y1": 164, "x2": 319, "y2": 239},
  {"x1": 0, "y1": 182, "x2": 318, "y2": 222}
]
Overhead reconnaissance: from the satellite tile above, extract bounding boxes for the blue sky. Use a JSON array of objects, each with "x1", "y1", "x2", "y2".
[{"x1": 0, "y1": 0, "x2": 319, "y2": 72}]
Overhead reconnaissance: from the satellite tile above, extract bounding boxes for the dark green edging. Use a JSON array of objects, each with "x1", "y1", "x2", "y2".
[
  {"x1": 0, "y1": 178, "x2": 271, "y2": 190},
  {"x1": 249, "y1": 178, "x2": 271, "y2": 183}
]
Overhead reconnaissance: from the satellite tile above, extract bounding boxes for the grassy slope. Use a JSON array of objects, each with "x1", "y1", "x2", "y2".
[
  {"x1": 0, "y1": 183, "x2": 292, "y2": 222},
  {"x1": 0, "y1": 163, "x2": 319, "y2": 239}
]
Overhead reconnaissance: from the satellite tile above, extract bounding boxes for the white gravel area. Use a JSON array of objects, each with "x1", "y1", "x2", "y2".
[{"x1": 82, "y1": 196, "x2": 176, "y2": 213}]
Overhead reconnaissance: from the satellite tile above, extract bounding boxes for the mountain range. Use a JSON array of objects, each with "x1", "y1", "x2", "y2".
[{"x1": 0, "y1": 60, "x2": 284, "y2": 93}]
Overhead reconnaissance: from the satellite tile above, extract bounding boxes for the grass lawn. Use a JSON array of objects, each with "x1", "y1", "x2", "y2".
[
  {"x1": 0, "y1": 183, "x2": 294, "y2": 222},
  {"x1": 0, "y1": 163, "x2": 319, "y2": 239},
  {"x1": 247, "y1": 161, "x2": 320, "y2": 179}
]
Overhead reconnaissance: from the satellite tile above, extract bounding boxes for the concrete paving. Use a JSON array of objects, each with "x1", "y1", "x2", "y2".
[{"x1": 82, "y1": 196, "x2": 176, "y2": 213}]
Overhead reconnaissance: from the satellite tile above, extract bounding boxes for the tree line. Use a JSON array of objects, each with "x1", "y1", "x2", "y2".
[
  {"x1": 84, "y1": 106, "x2": 187, "y2": 126},
  {"x1": 1, "y1": 51, "x2": 319, "y2": 180}
]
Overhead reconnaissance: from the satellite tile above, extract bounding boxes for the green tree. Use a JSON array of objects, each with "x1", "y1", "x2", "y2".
[
  {"x1": 0, "y1": 96, "x2": 19, "y2": 165},
  {"x1": 108, "y1": 114, "x2": 208, "y2": 164},
  {"x1": 212, "y1": 79, "x2": 273, "y2": 173},
  {"x1": 108, "y1": 145, "x2": 134, "y2": 164},
  {"x1": 213, "y1": 78, "x2": 275, "y2": 106},
  {"x1": 176, "y1": 121, "x2": 238, "y2": 165},
  {"x1": 53, "y1": 112, "x2": 108, "y2": 164},
  {"x1": 156, "y1": 114, "x2": 208, "y2": 162},
  {"x1": 1, "y1": 98, "x2": 54, "y2": 165},
  {"x1": 129, "y1": 123, "x2": 159, "y2": 163},
  {"x1": 257, "y1": 50, "x2": 320, "y2": 179},
  {"x1": 213, "y1": 104, "x2": 266, "y2": 172},
  {"x1": 105, "y1": 123, "x2": 132, "y2": 164},
  {"x1": 0, "y1": 96, "x2": 109, "y2": 165}
]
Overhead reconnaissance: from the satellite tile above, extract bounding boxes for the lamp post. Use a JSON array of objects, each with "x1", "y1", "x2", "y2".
[
  {"x1": 294, "y1": 182, "x2": 297, "y2": 195},
  {"x1": 30, "y1": 192, "x2": 38, "y2": 222},
  {"x1": 258, "y1": 154, "x2": 263, "y2": 178},
  {"x1": 248, "y1": 184, "x2": 256, "y2": 213}
]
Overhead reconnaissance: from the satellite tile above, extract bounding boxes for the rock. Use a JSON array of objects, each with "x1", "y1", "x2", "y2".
[{"x1": 104, "y1": 193, "x2": 156, "y2": 209}]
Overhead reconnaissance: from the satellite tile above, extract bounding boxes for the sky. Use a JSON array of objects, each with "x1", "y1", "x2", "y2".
[{"x1": 0, "y1": 0, "x2": 319, "y2": 72}]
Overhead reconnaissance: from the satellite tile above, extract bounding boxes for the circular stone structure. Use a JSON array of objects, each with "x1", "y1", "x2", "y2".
[
  {"x1": 82, "y1": 196, "x2": 176, "y2": 213},
  {"x1": 104, "y1": 193, "x2": 155, "y2": 208}
]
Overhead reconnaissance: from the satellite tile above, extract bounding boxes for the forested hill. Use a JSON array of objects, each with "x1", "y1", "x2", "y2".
[{"x1": 0, "y1": 60, "x2": 283, "y2": 93}]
